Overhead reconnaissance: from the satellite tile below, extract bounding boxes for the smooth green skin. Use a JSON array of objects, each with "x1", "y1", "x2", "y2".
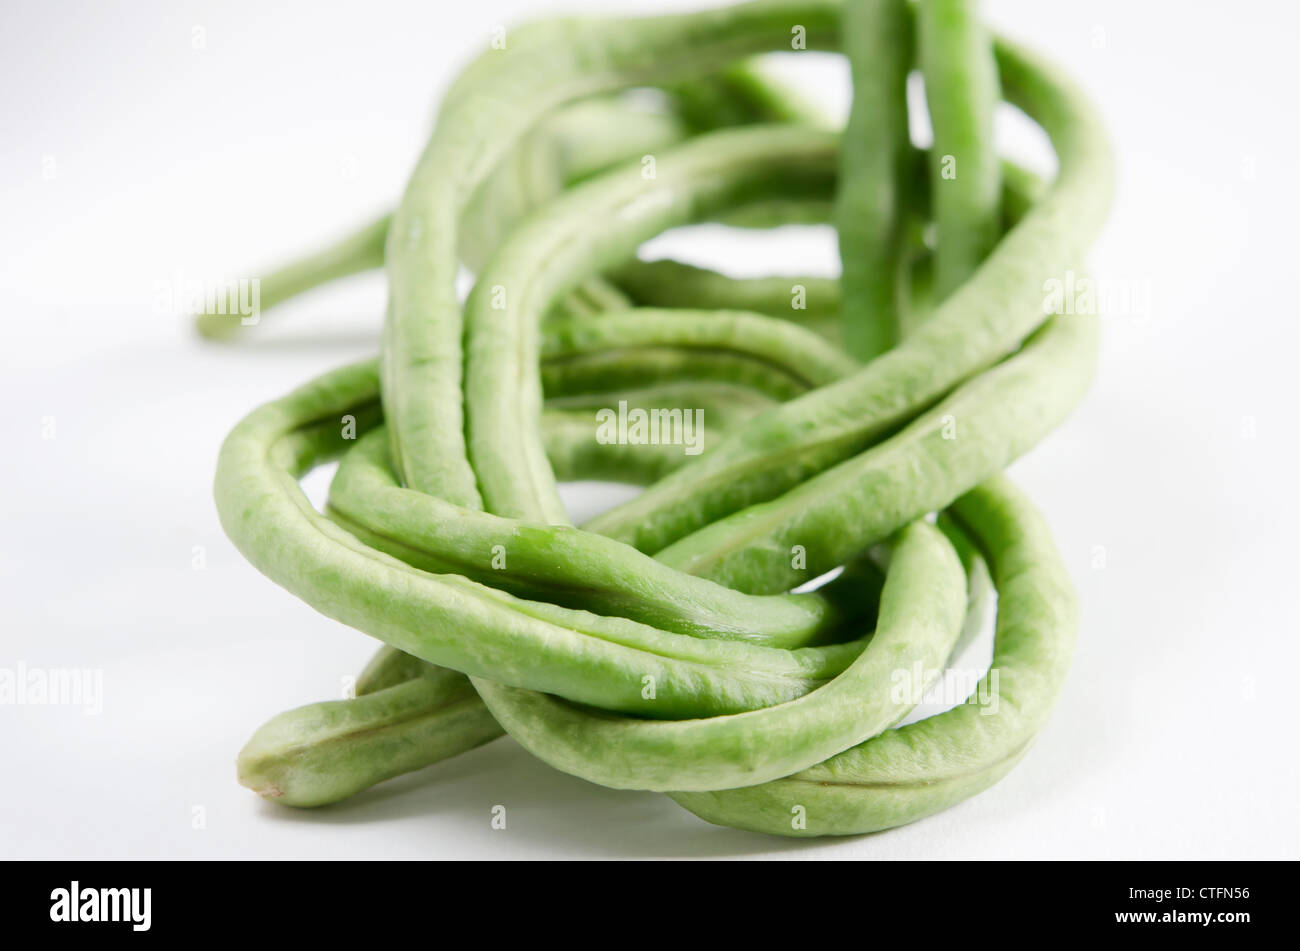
[
  {"x1": 246, "y1": 369, "x2": 804, "y2": 818},
  {"x1": 236, "y1": 432, "x2": 989, "y2": 808},
  {"x1": 606, "y1": 147, "x2": 1039, "y2": 318},
  {"x1": 541, "y1": 400, "x2": 751, "y2": 484},
  {"x1": 585, "y1": 37, "x2": 1114, "y2": 555},
  {"x1": 667, "y1": 59, "x2": 834, "y2": 132},
  {"x1": 229, "y1": 266, "x2": 885, "y2": 805},
  {"x1": 459, "y1": 119, "x2": 1053, "y2": 542},
  {"x1": 381, "y1": 1, "x2": 842, "y2": 501},
  {"x1": 230, "y1": 303, "x2": 872, "y2": 806},
  {"x1": 541, "y1": 308, "x2": 858, "y2": 389},
  {"x1": 611, "y1": 259, "x2": 842, "y2": 337},
  {"x1": 558, "y1": 276, "x2": 632, "y2": 319},
  {"x1": 226, "y1": 246, "x2": 1076, "y2": 795},
  {"x1": 671, "y1": 476, "x2": 1077, "y2": 836},
  {"x1": 835, "y1": 0, "x2": 913, "y2": 361},
  {"x1": 192, "y1": 147, "x2": 1036, "y2": 355},
  {"x1": 916, "y1": 0, "x2": 1002, "y2": 303},
  {"x1": 215, "y1": 29, "x2": 840, "y2": 794},
  {"x1": 541, "y1": 347, "x2": 811, "y2": 402},
  {"x1": 224, "y1": 192, "x2": 857, "y2": 809},
  {"x1": 192, "y1": 107, "x2": 631, "y2": 343},
  {"x1": 543, "y1": 378, "x2": 779, "y2": 484},
  {"x1": 445, "y1": 23, "x2": 1090, "y2": 803},
  {"x1": 458, "y1": 157, "x2": 1092, "y2": 796},
  {"x1": 356, "y1": 644, "x2": 432, "y2": 694},
  {"x1": 654, "y1": 309, "x2": 1099, "y2": 593},
  {"x1": 326, "y1": 428, "x2": 880, "y2": 648},
  {"x1": 545, "y1": 380, "x2": 777, "y2": 433},
  {"x1": 289, "y1": 288, "x2": 1050, "y2": 810},
  {"x1": 607, "y1": 153, "x2": 1040, "y2": 348},
  {"x1": 195, "y1": 57, "x2": 818, "y2": 341},
  {"x1": 215, "y1": 1, "x2": 1104, "y2": 830},
  {"x1": 233, "y1": 406, "x2": 770, "y2": 809},
  {"x1": 215, "y1": 360, "x2": 881, "y2": 721},
  {"x1": 344, "y1": 59, "x2": 836, "y2": 740},
  {"x1": 245, "y1": 398, "x2": 994, "y2": 807},
  {"x1": 458, "y1": 63, "x2": 834, "y2": 284},
  {"x1": 450, "y1": 117, "x2": 900, "y2": 779},
  {"x1": 237, "y1": 665, "x2": 503, "y2": 807},
  {"x1": 457, "y1": 46, "x2": 846, "y2": 267},
  {"x1": 464, "y1": 126, "x2": 839, "y2": 523},
  {"x1": 314, "y1": 295, "x2": 877, "y2": 657},
  {"x1": 213, "y1": 60, "x2": 833, "y2": 768},
  {"x1": 540, "y1": 414, "x2": 696, "y2": 484},
  {"x1": 457, "y1": 98, "x2": 684, "y2": 278},
  {"x1": 194, "y1": 150, "x2": 1041, "y2": 354},
  {"x1": 295, "y1": 79, "x2": 1013, "y2": 800},
  {"x1": 234, "y1": 423, "x2": 701, "y2": 810},
  {"x1": 248, "y1": 361, "x2": 1060, "y2": 800},
  {"x1": 935, "y1": 512, "x2": 995, "y2": 663},
  {"x1": 479, "y1": 519, "x2": 965, "y2": 792},
  {"x1": 662, "y1": 8, "x2": 1065, "y2": 828}
]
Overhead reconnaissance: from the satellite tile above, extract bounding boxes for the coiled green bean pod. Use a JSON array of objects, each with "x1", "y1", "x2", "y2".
[{"x1": 209, "y1": 0, "x2": 1111, "y2": 837}]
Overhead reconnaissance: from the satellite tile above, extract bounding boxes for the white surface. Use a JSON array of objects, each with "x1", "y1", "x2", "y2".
[{"x1": 2, "y1": 0, "x2": 1297, "y2": 860}]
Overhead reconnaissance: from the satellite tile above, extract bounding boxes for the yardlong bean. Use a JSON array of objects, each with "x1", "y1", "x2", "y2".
[
  {"x1": 916, "y1": 0, "x2": 1002, "y2": 304},
  {"x1": 195, "y1": 67, "x2": 814, "y2": 341},
  {"x1": 382, "y1": 2, "x2": 841, "y2": 502},
  {"x1": 583, "y1": 36, "x2": 1112, "y2": 554},
  {"x1": 463, "y1": 125, "x2": 838, "y2": 521},
  {"x1": 671, "y1": 476, "x2": 1076, "y2": 834},
  {"x1": 208, "y1": 0, "x2": 1112, "y2": 836},
  {"x1": 835, "y1": 0, "x2": 912, "y2": 360}
]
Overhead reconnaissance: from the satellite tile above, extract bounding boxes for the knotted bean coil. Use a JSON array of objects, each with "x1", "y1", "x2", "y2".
[{"x1": 205, "y1": 0, "x2": 1112, "y2": 837}]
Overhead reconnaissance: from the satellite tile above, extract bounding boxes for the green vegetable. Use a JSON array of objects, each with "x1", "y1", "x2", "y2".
[
  {"x1": 835, "y1": 0, "x2": 913, "y2": 359},
  {"x1": 916, "y1": 0, "x2": 1003, "y2": 304},
  {"x1": 204, "y1": 0, "x2": 1113, "y2": 836},
  {"x1": 671, "y1": 475, "x2": 1077, "y2": 835}
]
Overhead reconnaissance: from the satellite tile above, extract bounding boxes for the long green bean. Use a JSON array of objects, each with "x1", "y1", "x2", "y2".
[
  {"x1": 835, "y1": 0, "x2": 912, "y2": 360},
  {"x1": 670, "y1": 475, "x2": 1075, "y2": 834},
  {"x1": 583, "y1": 37, "x2": 1112, "y2": 555},
  {"x1": 916, "y1": 0, "x2": 1002, "y2": 303},
  {"x1": 207, "y1": 0, "x2": 1112, "y2": 837}
]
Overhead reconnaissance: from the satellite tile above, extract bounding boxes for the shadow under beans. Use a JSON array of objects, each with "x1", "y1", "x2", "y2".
[{"x1": 251, "y1": 737, "x2": 849, "y2": 858}]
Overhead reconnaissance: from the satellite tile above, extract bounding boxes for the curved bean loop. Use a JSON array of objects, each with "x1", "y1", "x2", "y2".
[
  {"x1": 670, "y1": 475, "x2": 1076, "y2": 834},
  {"x1": 478, "y1": 519, "x2": 965, "y2": 792},
  {"x1": 196, "y1": 64, "x2": 815, "y2": 341},
  {"x1": 653, "y1": 308, "x2": 1098, "y2": 593},
  {"x1": 462, "y1": 125, "x2": 839, "y2": 521},
  {"x1": 216, "y1": 360, "x2": 878, "y2": 721},
  {"x1": 208, "y1": 0, "x2": 1112, "y2": 835},
  {"x1": 583, "y1": 36, "x2": 1113, "y2": 554},
  {"x1": 382, "y1": 2, "x2": 841, "y2": 501}
]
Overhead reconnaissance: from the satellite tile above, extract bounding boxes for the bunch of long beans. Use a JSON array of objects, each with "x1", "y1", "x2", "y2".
[{"x1": 204, "y1": 0, "x2": 1112, "y2": 837}]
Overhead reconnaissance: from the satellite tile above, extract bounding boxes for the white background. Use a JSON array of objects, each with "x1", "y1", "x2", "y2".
[{"x1": 2, "y1": 0, "x2": 1297, "y2": 859}]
